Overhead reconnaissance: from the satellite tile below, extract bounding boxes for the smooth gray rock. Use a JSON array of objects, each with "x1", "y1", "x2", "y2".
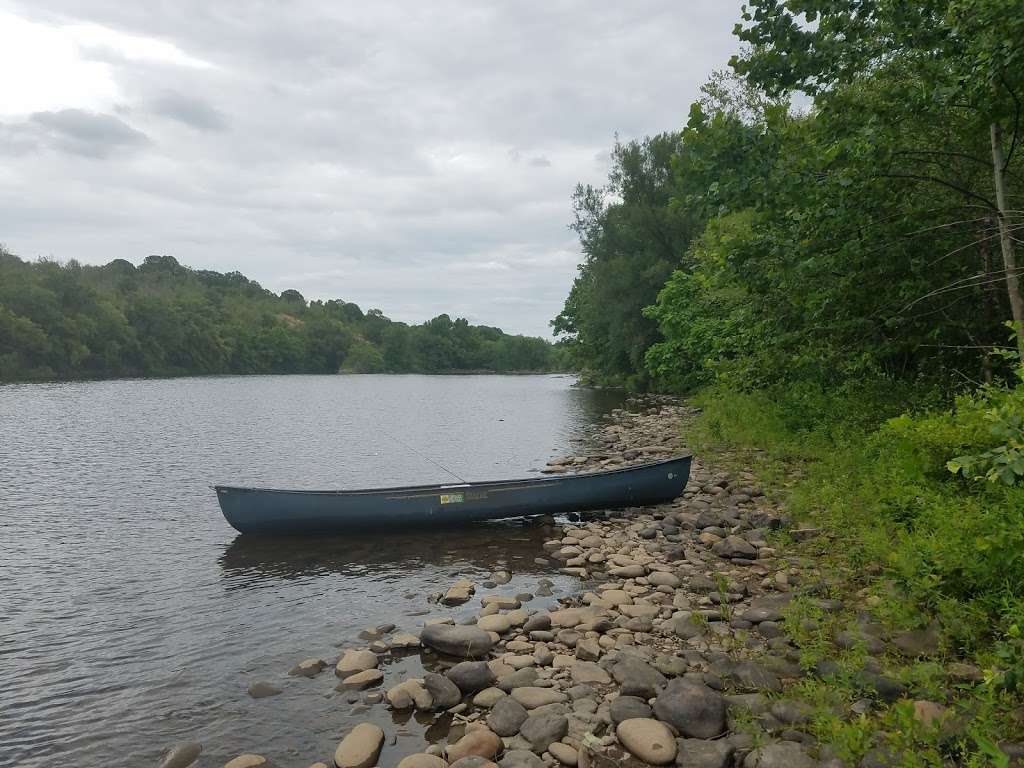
[
  {"x1": 609, "y1": 695, "x2": 651, "y2": 724},
  {"x1": 712, "y1": 536, "x2": 757, "y2": 559},
  {"x1": 446, "y1": 661, "x2": 497, "y2": 693},
  {"x1": 487, "y1": 696, "x2": 529, "y2": 736},
  {"x1": 519, "y1": 713, "x2": 568, "y2": 753},
  {"x1": 497, "y1": 668, "x2": 539, "y2": 692},
  {"x1": 670, "y1": 615, "x2": 705, "y2": 640},
  {"x1": 421, "y1": 624, "x2": 496, "y2": 658},
  {"x1": 676, "y1": 738, "x2": 735, "y2": 768},
  {"x1": 653, "y1": 679, "x2": 727, "y2": 739},
  {"x1": 741, "y1": 595, "x2": 792, "y2": 623},
  {"x1": 612, "y1": 657, "x2": 667, "y2": 698},
  {"x1": 423, "y1": 673, "x2": 462, "y2": 710},
  {"x1": 499, "y1": 750, "x2": 545, "y2": 768},
  {"x1": 523, "y1": 613, "x2": 552, "y2": 632},
  {"x1": 246, "y1": 681, "x2": 281, "y2": 699},
  {"x1": 158, "y1": 743, "x2": 202, "y2": 768}
]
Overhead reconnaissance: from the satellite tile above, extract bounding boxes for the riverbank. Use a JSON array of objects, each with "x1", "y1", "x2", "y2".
[{"x1": 160, "y1": 394, "x2": 1021, "y2": 768}]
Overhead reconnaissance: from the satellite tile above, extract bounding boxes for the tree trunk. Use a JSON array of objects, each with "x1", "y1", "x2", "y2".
[{"x1": 990, "y1": 121, "x2": 1024, "y2": 357}]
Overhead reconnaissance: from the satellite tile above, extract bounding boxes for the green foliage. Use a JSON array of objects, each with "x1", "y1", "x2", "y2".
[
  {"x1": 947, "y1": 376, "x2": 1024, "y2": 487},
  {"x1": 0, "y1": 251, "x2": 559, "y2": 381},
  {"x1": 552, "y1": 133, "x2": 699, "y2": 388}
]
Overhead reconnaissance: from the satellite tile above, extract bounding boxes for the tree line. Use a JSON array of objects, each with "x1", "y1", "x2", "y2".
[
  {"x1": 555, "y1": 0, "x2": 1023, "y2": 396},
  {"x1": 0, "y1": 251, "x2": 562, "y2": 381}
]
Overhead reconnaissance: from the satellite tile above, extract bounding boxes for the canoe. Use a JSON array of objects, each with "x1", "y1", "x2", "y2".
[{"x1": 214, "y1": 455, "x2": 691, "y2": 534}]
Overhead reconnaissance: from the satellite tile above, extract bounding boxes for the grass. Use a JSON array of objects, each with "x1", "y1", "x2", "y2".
[{"x1": 684, "y1": 382, "x2": 1024, "y2": 765}]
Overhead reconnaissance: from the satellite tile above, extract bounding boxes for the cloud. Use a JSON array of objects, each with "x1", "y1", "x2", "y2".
[
  {"x1": 0, "y1": 0, "x2": 745, "y2": 336},
  {"x1": 149, "y1": 90, "x2": 226, "y2": 131},
  {"x1": 29, "y1": 109, "x2": 149, "y2": 157}
]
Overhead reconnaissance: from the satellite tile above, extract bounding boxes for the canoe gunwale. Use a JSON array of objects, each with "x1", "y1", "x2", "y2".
[{"x1": 213, "y1": 454, "x2": 692, "y2": 498}]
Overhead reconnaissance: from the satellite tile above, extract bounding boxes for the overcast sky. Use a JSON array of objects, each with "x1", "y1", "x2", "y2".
[{"x1": 0, "y1": 1, "x2": 743, "y2": 336}]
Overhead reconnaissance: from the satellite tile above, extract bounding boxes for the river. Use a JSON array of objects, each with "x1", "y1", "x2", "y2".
[{"x1": 0, "y1": 374, "x2": 625, "y2": 767}]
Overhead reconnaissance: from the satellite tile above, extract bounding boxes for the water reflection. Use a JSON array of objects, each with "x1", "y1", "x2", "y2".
[{"x1": 218, "y1": 518, "x2": 561, "y2": 583}]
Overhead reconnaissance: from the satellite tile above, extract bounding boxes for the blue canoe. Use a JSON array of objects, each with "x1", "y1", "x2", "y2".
[{"x1": 214, "y1": 455, "x2": 691, "y2": 534}]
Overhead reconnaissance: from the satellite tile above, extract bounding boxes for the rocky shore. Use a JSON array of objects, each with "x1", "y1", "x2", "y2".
[{"x1": 159, "y1": 396, "x2": 968, "y2": 768}]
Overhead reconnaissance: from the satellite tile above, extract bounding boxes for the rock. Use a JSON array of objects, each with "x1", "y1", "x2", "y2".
[
  {"x1": 523, "y1": 614, "x2": 551, "y2": 633},
  {"x1": 676, "y1": 738, "x2": 734, "y2": 768},
  {"x1": 336, "y1": 650, "x2": 378, "y2": 677},
  {"x1": 491, "y1": 570, "x2": 512, "y2": 585},
  {"x1": 424, "y1": 673, "x2": 463, "y2": 710},
  {"x1": 712, "y1": 536, "x2": 757, "y2": 559},
  {"x1": 158, "y1": 743, "x2": 202, "y2": 768},
  {"x1": 611, "y1": 657, "x2": 667, "y2": 698},
  {"x1": 496, "y1": 668, "x2": 539, "y2": 692},
  {"x1": 224, "y1": 756, "x2": 267, "y2": 768},
  {"x1": 611, "y1": 564, "x2": 646, "y2": 578},
  {"x1": 487, "y1": 695, "x2": 529, "y2": 736},
  {"x1": 647, "y1": 571, "x2": 681, "y2": 588},
  {"x1": 386, "y1": 684, "x2": 412, "y2": 710},
  {"x1": 396, "y1": 755, "x2": 448, "y2": 768},
  {"x1": 449, "y1": 759, "x2": 497, "y2": 768},
  {"x1": 892, "y1": 626, "x2": 940, "y2": 657},
  {"x1": 334, "y1": 723, "x2": 384, "y2": 768},
  {"x1": 570, "y1": 661, "x2": 610, "y2": 685},
  {"x1": 547, "y1": 743, "x2": 577, "y2": 766},
  {"x1": 422, "y1": 625, "x2": 496, "y2": 659},
  {"x1": 338, "y1": 669, "x2": 384, "y2": 690},
  {"x1": 670, "y1": 615, "x2": 705, "y2": 640},
  {"x1": 769, "y1": 700, "x2": 812, "y2": 725},
  {"x1": 392, "y1": 633, "x2": 422, "y2": 649},
  {"x1": 443, "y1": 581, "x2": 476, "y2": 605},
  {"x1": 616, "y1": 719, "x2": 677, "y2": 765},
  {"x1": 653, "y1": 679, "x2": 727, "y2": 739},
  {"x1": 510, "y1": 687, "x2": 568, "y2": 709},
  {"x1": 912, "y1": 700, "x2": 946, "y2": 728},
  {"x1": 609, "y1": 696, "x2": 651, "y2": 724},
  {"x1": 478, "y1": 615, "x2": 513, "y2": 634},
  {"x1": 246, "y1": 681, "x2": 281, "y2": 699},
  {"x1": 741, "y1": 594, "x2": 792, "y2": 623},
  {"x1": 727, "y1": 661, "x2": 782, "y2": 693},
  {"x1": 446, "y1": 727, "x2": 502, "y2": 762},
  {"x1": 575, "y1": 638, "x2": 601, "y2": 662},
  {"x1": 481, "y1": 595, "x2": 521, "y2": 609},
  {"x1": 519, "y1": 713, "x2": 568, "y2": 753},
  {"x1": 498, "y1": 751, "x2": 545, "y2": 768},
  {"x1": 473, "y1": 687, "x2": 507, "y2": 707},
  {"x1": 742, "y1": 742, "x2": 815, "y2": 768},
  {"x1": 290, "y1": 658, "x2": 327, "y2": 677},
  {"x1": 447, "y1": 661, "x2": 497, "y2": 693},
  {"x1": 836, "y1": 629, "x2": 885, "y2": 655}
]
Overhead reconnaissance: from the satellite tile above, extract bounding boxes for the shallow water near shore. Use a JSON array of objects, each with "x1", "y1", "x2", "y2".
[{"x1": 0, "y1": 374, "x2": 625, "y2": 767}]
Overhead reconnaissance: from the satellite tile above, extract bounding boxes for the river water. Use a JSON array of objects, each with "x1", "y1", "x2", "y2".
[{"x1": 0, "y1": 374, "x2": 625, "y2": 768}]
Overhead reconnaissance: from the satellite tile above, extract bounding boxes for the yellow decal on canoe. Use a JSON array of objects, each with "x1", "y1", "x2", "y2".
[{"x1": 439, "y1": 493, "x2": 464, "y2": 504}]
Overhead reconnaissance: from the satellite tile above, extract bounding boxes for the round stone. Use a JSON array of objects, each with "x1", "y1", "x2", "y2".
[{"x1": 616, "y1": 719, "x2": 677, "y2": 765}]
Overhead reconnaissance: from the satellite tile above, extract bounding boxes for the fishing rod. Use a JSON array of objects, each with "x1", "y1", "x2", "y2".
[{"x1": 377, "y1": 426, "x2": 468, "y2": 484}]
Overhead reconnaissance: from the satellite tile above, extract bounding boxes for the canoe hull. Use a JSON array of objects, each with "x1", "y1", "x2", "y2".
[{"x1": 215, "y1": 455, "x2": 691, "y2": 534}]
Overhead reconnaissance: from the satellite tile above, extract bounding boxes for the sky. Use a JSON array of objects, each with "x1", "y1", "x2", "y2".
[{"x1": 0, "y1": 1, "x2": 744, "y2": 337}]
